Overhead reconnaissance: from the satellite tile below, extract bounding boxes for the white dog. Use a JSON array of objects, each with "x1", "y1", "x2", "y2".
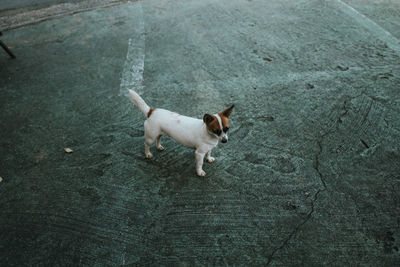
[{"x1": 129, "y1": 89, "x2": 234, "y2": 176}]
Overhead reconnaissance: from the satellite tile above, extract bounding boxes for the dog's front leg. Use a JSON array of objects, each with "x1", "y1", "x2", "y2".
[
  {"x1": 195, "y1": 150, "x2": 206, "y2": 176},
  {"x1": 206, "y1": 150, "x2": 215, "y2": 163}
]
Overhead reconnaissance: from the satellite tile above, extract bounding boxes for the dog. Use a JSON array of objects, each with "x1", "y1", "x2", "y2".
[{"x1": 129, "y1": 89, "x2": 234, "y2": 176}]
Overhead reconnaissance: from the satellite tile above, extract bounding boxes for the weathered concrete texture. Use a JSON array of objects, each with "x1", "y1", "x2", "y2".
[
  {"x1": 343, "y1": 0, "x2": 400, "y2": 39},
  {"x1": 1, "y1": 0, "x2": 83, "y2": 12},
  {"x1": 0, "y1": 0, "x2": 130, "y2": 31},
  {"x1": 1, "y1": 0, "x2": 400, "y2": 265}
]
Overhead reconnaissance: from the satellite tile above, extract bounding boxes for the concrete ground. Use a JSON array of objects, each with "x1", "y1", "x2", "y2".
[
  {"x1": 0, "y1": 0, "x2": 82, "y2": 12},
  {"x1": 1, "y1": 0, "x2": 400, "y2": 265}
]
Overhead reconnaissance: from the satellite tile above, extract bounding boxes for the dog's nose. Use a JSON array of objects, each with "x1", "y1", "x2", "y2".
[{"x1": 221, "y1": 138, "x2": 227, "y2": 143}]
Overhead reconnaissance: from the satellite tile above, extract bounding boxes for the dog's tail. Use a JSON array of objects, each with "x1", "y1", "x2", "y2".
[{"x1": 129, "y1": 89, "x2": 150, "y2": 116}]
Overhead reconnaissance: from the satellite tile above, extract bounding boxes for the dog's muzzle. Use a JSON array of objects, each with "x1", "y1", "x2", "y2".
[{"x1": 221, "y1": 137, "x2": 227, "y2": 143}]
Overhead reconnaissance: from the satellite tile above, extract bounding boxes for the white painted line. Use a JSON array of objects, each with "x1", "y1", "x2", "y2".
[
  {"x1": 119, "y1": 3, "x2": 145, "y2": 97},
  {"x1": 335, "y1": 0, "x2": 400, "y2": 53}
]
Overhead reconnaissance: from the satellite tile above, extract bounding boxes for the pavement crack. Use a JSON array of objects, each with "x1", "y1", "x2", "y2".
[
  {"x1": 266, "y1": 189, "x2": 323, "y2": 265},
  {"x1": 313, "y1": 98, "x2": 352, "y2": 190},
  {"x1": 360, "y1": 138, "x2": 370, "y2": 149},
  {"x1": 314, "y1": 133, "x2": 329, "y2": 189},
  {"x1": 337, "y1": 99, "x2": 350, "y2": 124},
  {"x1": 267, "y1": 97, "x2": 354, "y2": 265}
]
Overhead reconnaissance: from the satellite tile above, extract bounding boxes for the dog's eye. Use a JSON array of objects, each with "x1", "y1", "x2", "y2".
[
  {"x1": 223, "y1": 127, "x2": 229, "y2": 133},
  {"x1": 213, "y1": 129, "x2": 222, "y2": 136}
]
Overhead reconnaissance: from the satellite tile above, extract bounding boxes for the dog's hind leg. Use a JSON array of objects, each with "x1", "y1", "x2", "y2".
[
  {"x1": 156, "y1": 135, "x2": 164, "y2": 151},
  {"x1": 144, "y1": 138, "x2": 154, "y2": 158},
  {"x1": 144, "y1": 121, "x2": 157, "y2": 158}
]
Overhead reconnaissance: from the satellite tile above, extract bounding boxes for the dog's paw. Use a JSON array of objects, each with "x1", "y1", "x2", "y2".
[
  {"x1": 156, "y1": 145, "x2": 165, "y2": 151},
  {"x1": 197, "y1": 170, "x2": 206, "y2": 177},
  {"x1": 145, "y1": 153, "x2": 153, "y2": 159},
  {"x1": 206, "y1": 157, "x2": 215, "y2": 163}
]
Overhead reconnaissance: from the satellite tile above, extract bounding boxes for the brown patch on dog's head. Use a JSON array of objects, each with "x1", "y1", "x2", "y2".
[
  {"x1": 218, "y1": 104, "x2": 234, "y2": 129},
  {"x1": 147, "y1": 108, "x2": 155, "y2": 118},
  {"x1": 203, "y1": 114, "x2": 222, "y2": 135}
]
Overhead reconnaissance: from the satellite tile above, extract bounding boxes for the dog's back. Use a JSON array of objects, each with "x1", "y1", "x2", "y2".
[{"x1": 146, "y1": 108, "x2": 205, "y2": 149}]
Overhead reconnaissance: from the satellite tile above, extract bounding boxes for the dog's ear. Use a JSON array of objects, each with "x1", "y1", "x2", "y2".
[
  {"x1": 203, "y1": 114, "x2": 215, "y2": 124},
  {"x1": 222, "y1": 104, "x2": 234, "y2": 118}
]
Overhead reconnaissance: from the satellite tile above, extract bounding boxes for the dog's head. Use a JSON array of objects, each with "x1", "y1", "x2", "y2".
[{"x1": 203, "y1": 105, "x2": 234, "y2": 143}]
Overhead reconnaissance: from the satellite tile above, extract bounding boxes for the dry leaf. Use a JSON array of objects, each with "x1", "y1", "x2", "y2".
[{"x1": 64, "y1": 148, "x2": 73, "y2": 153}]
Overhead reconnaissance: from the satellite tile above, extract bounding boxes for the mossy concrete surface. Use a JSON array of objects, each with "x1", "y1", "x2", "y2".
[{"x1": 1, "y1": 0, "x2": 400, "y2": 265}]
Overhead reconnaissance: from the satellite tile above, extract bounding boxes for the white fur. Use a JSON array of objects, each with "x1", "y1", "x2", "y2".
[
  {"x1": 129, "y1": 89, "x2": 227, "y2": 176},
  {"x1": 129, "y1": 90, "x2": 150, "y2": 115},
  {"x1": 215, "y1": 114, "x2": 228, "y2": 143}
]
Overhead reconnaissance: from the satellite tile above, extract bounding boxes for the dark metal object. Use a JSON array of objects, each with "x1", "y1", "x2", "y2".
[{"x1": 0, "y1": 32, "x2": 16, "y2": 59}]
